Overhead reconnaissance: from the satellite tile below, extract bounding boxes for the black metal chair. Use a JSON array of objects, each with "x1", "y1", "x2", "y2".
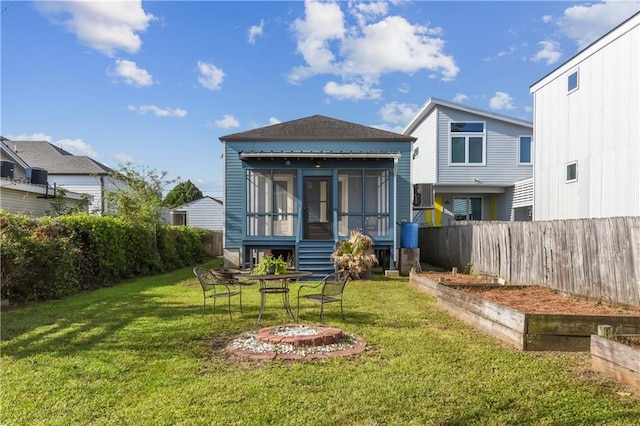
[
  {"x1": 296, "y1": 270, "x2": 350, "y2": 323},
  {"x1": 193, "y1": 267, "x2": 242, "y2": 319}
]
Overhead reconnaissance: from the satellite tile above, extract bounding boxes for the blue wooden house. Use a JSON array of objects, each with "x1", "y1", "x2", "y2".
[{"x1": 219, "y1": 115, "x2": 416, "y2": 277}]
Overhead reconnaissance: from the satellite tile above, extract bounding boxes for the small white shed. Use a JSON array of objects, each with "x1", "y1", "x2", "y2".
[{"x1": 170, "y1": 196, "x2": 223, "y2": 230}]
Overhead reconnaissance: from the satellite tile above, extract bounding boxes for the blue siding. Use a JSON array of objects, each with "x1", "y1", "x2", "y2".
[{"x1": 224, "y1": 139, "x2": 412, "y2": 266}]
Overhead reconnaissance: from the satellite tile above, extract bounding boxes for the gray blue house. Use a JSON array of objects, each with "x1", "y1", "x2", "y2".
[
  {"x1": 219, "y1": 115, "x2": 416, "y2": 277},
  {"x1": 404, "y1": 98, "x2": 534, "y2": 226}
]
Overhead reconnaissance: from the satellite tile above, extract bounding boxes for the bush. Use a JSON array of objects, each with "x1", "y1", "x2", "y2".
[{"x1": 0, "y1": 210, "x2": 212, "y2": 304}]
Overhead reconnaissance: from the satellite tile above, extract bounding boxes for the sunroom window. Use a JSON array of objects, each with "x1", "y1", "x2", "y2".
[
  {"x1": 246, "y1": 169, "x2": 297, "y2": 236},
  {"x1": 338, "y1": 170, "x2": 390, "y2": 237}
]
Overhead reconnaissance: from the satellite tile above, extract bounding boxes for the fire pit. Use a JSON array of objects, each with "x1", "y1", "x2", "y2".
[{"x1": 226, "y1": 324, "x2": 366, "y2": 361}]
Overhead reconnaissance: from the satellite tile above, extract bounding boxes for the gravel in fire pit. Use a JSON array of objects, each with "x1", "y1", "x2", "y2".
[{"x1": 227, "y1": 325, "x2": 365, "y2": 358}]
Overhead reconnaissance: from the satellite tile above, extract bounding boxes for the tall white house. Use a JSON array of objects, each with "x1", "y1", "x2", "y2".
[{"x1": 530, "y1": 11, "x2": 640, "y2": 220}]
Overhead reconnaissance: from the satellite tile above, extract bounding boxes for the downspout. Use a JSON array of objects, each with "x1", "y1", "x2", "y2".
[
  {"x1": 100, "y1": 174, "x2": 106, "y2": 213},
  {"x1": 392, "y1": 157, "x2": 398, "y2": 270}
]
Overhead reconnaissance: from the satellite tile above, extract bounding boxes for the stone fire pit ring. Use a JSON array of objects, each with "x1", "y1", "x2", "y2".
[{"x1": 226, "y1": 324, "x2": 367, "y2": 361}]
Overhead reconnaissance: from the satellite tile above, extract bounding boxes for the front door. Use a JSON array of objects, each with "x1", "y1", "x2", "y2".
[{"x1": 303, "y1": 176, "x2": 332, "y2": 239}]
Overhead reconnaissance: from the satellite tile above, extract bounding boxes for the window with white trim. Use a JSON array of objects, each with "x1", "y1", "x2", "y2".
[
  {"x1": 453, "y1": 197, "x2": 482, "y2": 221},
  {"x1": 568, "y1": 70, "x2": 579, "y2": 93},
  {"x1": 566, "y1": 161, "x2": 577, "y2": 183},
  {"x1": 450, "y1": 122, "x2": 485, "y2": 165},
  {"x1": 519, "y1": 136, "x2": 532, "y2": 164}
]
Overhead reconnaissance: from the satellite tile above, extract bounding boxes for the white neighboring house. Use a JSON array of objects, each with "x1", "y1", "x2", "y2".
[
  {"x1": 403, "y1": 97, "x2": 534, "y2": 226},
  {"x1": 6, "y1": 140, "x2": 120, "y2": 214},
  {"x1": 170, "y1": 196, "x2": 224, "y2": 230},
  {"x1": 1, "y1": 140, "x2": 91, "y2": 216},
  {"x1": 530, "y1": 11, "x2": 640, "y2": 220}
]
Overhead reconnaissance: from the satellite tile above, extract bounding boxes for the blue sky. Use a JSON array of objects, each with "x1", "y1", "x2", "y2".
[{"x1": 2, "y1": 0, "x2": 639, "y2": 197}]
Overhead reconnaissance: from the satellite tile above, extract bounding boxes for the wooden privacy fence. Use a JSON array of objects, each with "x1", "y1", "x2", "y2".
[
  {"x1": 418, "y1": 217, "x2": 640, "y2": 306},
  {"x1": 202, "y1": 231, "x2": 223, "y2": 257}
]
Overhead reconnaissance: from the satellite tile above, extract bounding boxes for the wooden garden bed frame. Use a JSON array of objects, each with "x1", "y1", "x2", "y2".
[
  {"x1": 410, "y1": 274, "x2": 640, "y2": 351},
  {"x1": 591, "y1": 334, "x2": 640, "y2": 389}
]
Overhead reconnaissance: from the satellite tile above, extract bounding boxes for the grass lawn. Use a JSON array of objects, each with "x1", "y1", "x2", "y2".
[{"x1": 2, "y1": 259, "x2": 639, "y2": 425}]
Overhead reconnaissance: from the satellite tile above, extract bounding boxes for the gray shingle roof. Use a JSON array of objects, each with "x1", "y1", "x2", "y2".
[
  {"x1": 219, "y1": 115, "x2": 416, "y2": 142},
  {"x1": 7, "y1": 141, "x2": 112, "y2": 175}
]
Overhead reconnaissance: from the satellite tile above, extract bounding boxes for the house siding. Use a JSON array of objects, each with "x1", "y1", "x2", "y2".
[
  {"x1": 174, "y1": 198, "x2": 223, "y2": 230},
  {"x1": 48, "y1": 175, "x2": 104, "y2": 214},
  {"x1": 436, "y1": 106, "x2": 533, "y2": 184},
  {"x1": 411, "y1": 111, "x2": 437, "y2": 184},
  {"x1": 0, "y1": 186, "x2": 84, "y2": 217},
  {"x1": 531, "y1": 13, "x2": 640, "y2": 220}
]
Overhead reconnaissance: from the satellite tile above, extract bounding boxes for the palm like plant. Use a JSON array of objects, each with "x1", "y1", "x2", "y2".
[{"x1": 331, "y1": 230, "x2": 378, "y2": 279}]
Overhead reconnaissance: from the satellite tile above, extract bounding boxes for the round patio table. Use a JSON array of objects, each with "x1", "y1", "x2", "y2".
[{"x1": 236, "y1": 271, "x2": 313, "y2": 322}]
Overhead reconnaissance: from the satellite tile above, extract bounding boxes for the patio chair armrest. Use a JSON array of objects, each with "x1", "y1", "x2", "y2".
[{"x1": 297, "y1": 282, "x2": 323, "y2": 297}]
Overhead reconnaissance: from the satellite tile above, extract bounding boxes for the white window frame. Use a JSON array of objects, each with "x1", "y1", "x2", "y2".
[
  {"x1": 449, "y1": 121, "x2": 486, "y2": 166},
  {"x1": 453, "y1": 196, "x2": 483, "y2": 221},
  {"x1": 518, "y1": 135, "x2": 533, "y2": 165},
  {"x1": 568, "y1": 69, "x2": 579, "y2": 94},
  {"x1": 273, "y1": 174, "x2": 295, "y2": 236},
  {"x1": 565, "y1": 161, "x2": 578, "y2": 183}
]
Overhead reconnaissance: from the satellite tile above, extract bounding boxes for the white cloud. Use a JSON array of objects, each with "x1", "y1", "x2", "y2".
[
  {"x1": 370, "y1": 123, "x2": 405, "y2": 134},
  {"x1": 349, "y1": 1, "x2": 388, "y2": 27},
  {"x1": 8, "y1": 132, "x2": 52, "y2": 142},
  {"x1": 323, "y1": 80, "x2": 382, "y2": 100},
  {"x1": 541, "y1": 14, "x2": 553, "y2": 24},
  {"x1": 8, "y1": 133, "x2": 100, "y2": 157},
  {"x1": 288, "y1": 0, "x2": 345, "y2": 83},
  {"x1": 268, "y1": 117, "x2": 281, "y2": 125},
  {"x1": 56, "y1": 139, "x2": 98, "y2": 157},
  {"x1": 378, "y1": 102, "x2": 420, "y2": 125},
  {"x1": 127, "y1": 105, "x2": 187, "y2": 117},
  {"x1": 531, "y1": 40, "x2": 562, "y2": 65},
  {"x1": 288, "y1": 0, "x2": 458, "y2": 100},
  {"x1": 34, "y1": 1, "x2": 154, "y2": 57},
  {"x1": 248, "y1": 20, "x2": 265, "y2": 44},
  {"x1": 397, "y1": 83, "x2": 410, "y2": 94},
  {"x1": 558, "y1": 0, "x2": 640, "y2": 48},
  {"x1": 110, "y1": 59, "x2": 153, "y2": 87},
  {"x1": 489, "y1": 92, "x2": 515, "y2": 111},
  {"x1": 453, "y1": 93, "x2": 468, "y2": 103},
  {"x1": 197, "y1": 61, "x2": 225, "y2": 90},
  {"x1": 115, "y1": 153, "x2": 135, "y2": 163},
  {"x1": 214, "y1": 115, "x2": 240, "y2": 129}
]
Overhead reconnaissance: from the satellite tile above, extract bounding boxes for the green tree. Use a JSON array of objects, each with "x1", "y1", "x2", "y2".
[
  {"x1": 163, "y1": 180, "x2": 203, "y2": 208},
  {"x1": 45, "y1": 187, "x2": 91, "y2": 217},
  {"x1": 105, "y1": 163, "x2": 177, "y2": 228}
]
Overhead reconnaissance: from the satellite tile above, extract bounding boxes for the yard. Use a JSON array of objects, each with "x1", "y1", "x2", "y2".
[{"x1": 2, "y1": 259, "x2": 639, "y2": 425}]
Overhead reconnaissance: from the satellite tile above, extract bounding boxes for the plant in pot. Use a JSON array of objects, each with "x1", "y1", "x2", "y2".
[
  {"x1": 253, "y1": 252, "x2": 289, "y2": 275},
  {"x1": 331, "y1": 230, "x2": 378, "y2": 279}
]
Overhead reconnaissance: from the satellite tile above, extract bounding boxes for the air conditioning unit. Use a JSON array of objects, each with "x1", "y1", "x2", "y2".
[
  {"x1": 1, "y1": 160, "x2": 14, "y2": 179},
  {"x1": 413, "y1": 183, "x2": 434, "y2": 208},
  {"x1": 27, "y1": 167, "x2": 48, "y2": 185}
]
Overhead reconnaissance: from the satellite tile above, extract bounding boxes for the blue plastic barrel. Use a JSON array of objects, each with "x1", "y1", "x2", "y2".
[{"x1": 400, "y1": 221, "x2": 418, "y2": 248}]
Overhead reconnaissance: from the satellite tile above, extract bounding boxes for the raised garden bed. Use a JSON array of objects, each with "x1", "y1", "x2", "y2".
[
  {"x1": 410, "y1": 272, "x2": 640, "y2": 351},
  {"x1": 591, "y1": 334, "x2": 640, "y2": 389}
]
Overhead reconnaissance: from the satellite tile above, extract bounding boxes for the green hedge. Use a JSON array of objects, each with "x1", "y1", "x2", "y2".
[{"x1": 0, "y1": 210, "x2": 210, "y2": 303}]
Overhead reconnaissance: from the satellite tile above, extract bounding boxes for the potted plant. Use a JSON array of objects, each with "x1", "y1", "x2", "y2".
[
  {"x1": 253, "y1": 252, "x2": 289, "y2": 275},
  {"x1": 331, "y1": 230, "x2": 378, "y2": 279}
]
